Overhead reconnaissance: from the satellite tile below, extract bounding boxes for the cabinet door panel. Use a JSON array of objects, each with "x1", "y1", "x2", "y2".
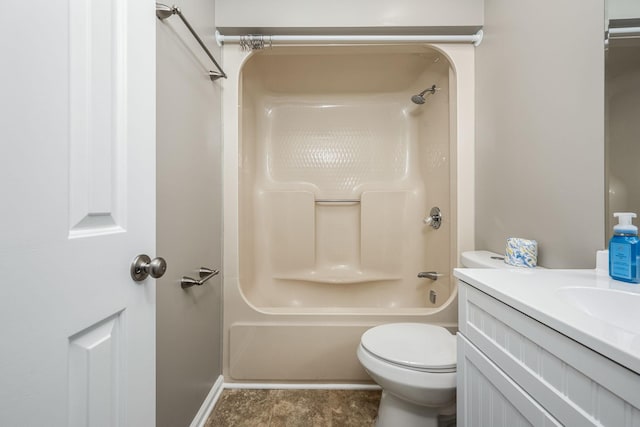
[
  {"x1": 457, "y1": 334, "x2": 561, "y2": 427},
  {"x1": 459, "y1": 281, "x2": 640, "y2": 427}
]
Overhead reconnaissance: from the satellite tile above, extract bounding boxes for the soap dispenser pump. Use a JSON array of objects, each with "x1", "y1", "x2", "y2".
[{"x1": 609, "y1": 212, "x2": 640, "y2": 283}]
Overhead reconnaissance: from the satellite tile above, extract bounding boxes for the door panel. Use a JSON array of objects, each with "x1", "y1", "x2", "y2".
[
  {"x1": 0, "y1": 1, "x2": 156, "y2": 426},
  {"x1": 68, "y1": 312, "x2": 124, "y2": 427},
  {"x1": 69, "y1": 0, "x2": 127, "y2": 236}
]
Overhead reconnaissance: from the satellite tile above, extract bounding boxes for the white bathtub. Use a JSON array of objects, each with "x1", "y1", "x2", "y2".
[{"x1": 222, "y1": 44, "x2": 475, "y2": 382}]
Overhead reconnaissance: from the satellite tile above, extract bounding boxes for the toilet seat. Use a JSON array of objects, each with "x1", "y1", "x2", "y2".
[{"x1": 360, "y1": 323, "x2": 456, "y2": 373}]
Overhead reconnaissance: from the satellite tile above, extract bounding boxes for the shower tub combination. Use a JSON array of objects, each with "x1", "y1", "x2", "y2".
[{"x1": 222, "y1": 44, "x2": 475, "y2": 382}]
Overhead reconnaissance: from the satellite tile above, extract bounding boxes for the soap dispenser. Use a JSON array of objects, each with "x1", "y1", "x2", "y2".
[{"x1": 609, "y1": 212, "x2": 640, "y2": 283}]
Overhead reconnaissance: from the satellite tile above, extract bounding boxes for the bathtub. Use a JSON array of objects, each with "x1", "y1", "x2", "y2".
[{"x1": 222, "y1": 44, "x2": 475, "y2": 382}]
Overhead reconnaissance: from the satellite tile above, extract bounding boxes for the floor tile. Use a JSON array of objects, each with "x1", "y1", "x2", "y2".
[
  {"x1": 206, "y1": 389, "x2": 381, "y2": 427},
  {"x1": 206, "y1": 389, "x2": 277, "y2": 427}
]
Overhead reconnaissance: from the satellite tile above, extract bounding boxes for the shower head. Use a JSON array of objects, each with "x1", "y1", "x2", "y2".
[
  {"x1": 411, "y1": 85, "x2": 438, "y2": 105},
  {"x1": 411, "y1": 94, "x2": 427, "y2": 104}
]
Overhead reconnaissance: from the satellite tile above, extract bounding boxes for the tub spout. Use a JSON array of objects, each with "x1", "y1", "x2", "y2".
[{"x1": 417, "y1": 271, "x2": 443, "y2": 280}]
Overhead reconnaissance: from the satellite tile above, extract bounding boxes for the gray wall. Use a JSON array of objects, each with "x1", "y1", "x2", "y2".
[
  {"x1": 156, "y1": 0, "x2": 223, "y2": 425},
  {"x1": 475, "y1": 0, "x2": 605, "y2": 268}
]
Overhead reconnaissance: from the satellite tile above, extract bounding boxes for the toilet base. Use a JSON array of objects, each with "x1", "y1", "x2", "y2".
[{"x1": 375, "y1": 390, "x2": 440, "y2": 427}]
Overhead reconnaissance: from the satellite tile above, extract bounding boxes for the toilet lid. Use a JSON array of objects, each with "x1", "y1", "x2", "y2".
[{"x1": 361, "y1": 323, "x2": 456, "y2": 372}]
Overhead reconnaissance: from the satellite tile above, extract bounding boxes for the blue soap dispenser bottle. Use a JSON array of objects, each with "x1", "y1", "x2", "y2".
[{"x1": 609, "y1": 212, "x2": 640, "y2": 283}]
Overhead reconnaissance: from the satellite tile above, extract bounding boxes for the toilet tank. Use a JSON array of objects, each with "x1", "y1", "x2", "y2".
[
  {"x1": 460, "y1": 250, "x2": 545, "y2": 269},
  {"x1": 460, "y1": 251, "x2": 510, "y2": 268}
]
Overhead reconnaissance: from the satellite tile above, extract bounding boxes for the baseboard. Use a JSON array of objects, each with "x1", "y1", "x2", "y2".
[
  {"x1": 223, "y1": 382, "x2": 381, "y2": 390},
  {"x1": 189, "y1": 375, "x2": 225, "y2": 427}
]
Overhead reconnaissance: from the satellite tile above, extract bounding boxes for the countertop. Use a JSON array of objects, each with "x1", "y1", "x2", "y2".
[{"x1": 453, "y1": 268, "x2": 640, "y2": 375}]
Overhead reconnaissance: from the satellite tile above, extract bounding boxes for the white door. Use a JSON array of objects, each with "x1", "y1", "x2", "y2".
[{"x1": 0, "y1": 1, "x2": 156, "y2": 426}]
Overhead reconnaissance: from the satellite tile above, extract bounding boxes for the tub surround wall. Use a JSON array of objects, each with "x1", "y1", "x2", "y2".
[
  {"x1": 222, "y1": 44, "x2": 475, "y2": 382},
  {"x1": 241, "y1": 48, "x2": 453, "y2": 309},
  {"x1": 156, "y1": 0, "x2": 223, "y2": 425},
  {"x1": 215, "y1": 0, "x2": 483, "y2": 33},
  {"x1": 475, "y1": 0, "x2": 605, "y2": 268}
]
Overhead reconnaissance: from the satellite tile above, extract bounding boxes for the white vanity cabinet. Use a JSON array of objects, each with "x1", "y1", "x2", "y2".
[{"x1": 457, "y1": 280, "x2": 640, "y2": 427}]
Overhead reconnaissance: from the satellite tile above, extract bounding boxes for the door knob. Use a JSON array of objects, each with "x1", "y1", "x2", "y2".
[{"x1": 130, "y1": 254, "x2": 167, "y2": 281}]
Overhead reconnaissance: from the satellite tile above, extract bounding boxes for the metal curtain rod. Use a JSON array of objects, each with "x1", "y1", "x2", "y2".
[
  {"x1": 215, "y1": 30, "x2": 484, "y2": 49},
  {"x1": 605, "y1": 26, "x2": 640, "y2": 49},
  {"x1": 156, "y1": 3, "x2": 227, "y2": 81},
  {"x1": 608, "y1": 26, "x2": 640, "y2": 39}
]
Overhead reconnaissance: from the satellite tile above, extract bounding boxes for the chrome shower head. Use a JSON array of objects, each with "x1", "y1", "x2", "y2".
[
  {"x1": 411, "y1": 94, "x2": 427, "y2": 104},
  {"x1": 411, "y1": 85, "x2": 438, "y2": 105}
]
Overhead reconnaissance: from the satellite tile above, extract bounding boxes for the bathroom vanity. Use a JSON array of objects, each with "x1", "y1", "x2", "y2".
[{"x1": 454, "y1": 268, "x2": 640, "y2": 426}]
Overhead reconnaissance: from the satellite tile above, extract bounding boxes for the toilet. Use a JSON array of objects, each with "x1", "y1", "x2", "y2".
[
  {"x1": 357, "y1": 323, "x2": 456, "y2": 427},
  {"x1": 357, "y1": 250, "x2": 511, "y2": 427}
]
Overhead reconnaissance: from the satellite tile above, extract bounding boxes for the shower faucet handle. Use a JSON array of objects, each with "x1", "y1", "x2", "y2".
[{"x1": 423, "y1": 207, "x2": 442, "y2": 229}]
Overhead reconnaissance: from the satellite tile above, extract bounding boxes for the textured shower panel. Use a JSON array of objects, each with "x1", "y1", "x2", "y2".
[
  {"x1": 267, "y1": 104, "x2": 407, "y2": 197},
  {"x1": 255, "y1": 103, "x2": 413, "y2": 285}
]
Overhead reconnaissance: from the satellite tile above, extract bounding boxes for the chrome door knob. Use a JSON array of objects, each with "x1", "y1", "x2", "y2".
[{"x1": 130, "y1": 255, "x2": 167, "y2": 281}]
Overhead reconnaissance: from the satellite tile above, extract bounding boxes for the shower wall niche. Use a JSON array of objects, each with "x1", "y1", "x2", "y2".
[{"x1": 239, "y1": 46, "x2": 453, "y2": 310}]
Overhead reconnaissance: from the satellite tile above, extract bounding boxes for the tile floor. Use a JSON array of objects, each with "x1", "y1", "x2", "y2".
[{"x1": 205, "y1": 389, "x2": 382, "y2": 427}]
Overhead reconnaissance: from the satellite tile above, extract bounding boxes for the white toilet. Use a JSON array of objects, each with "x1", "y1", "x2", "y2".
[
  {"x1": 357, "y1": 250, "x2": 511, "y2": 427},
  {"x1": 357, "y1": 323, "x2": 456, "y2": 427}
]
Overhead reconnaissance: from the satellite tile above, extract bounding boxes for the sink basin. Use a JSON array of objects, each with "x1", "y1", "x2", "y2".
[{"x1": 555, "y1": 287, "x2": 640, "y2": 335}]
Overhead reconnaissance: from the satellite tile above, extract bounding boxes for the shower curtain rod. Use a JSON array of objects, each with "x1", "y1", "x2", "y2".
[
  {"x1": 215, "y1": 30, "x2": 484, "y2": 49},
  {"x1": 608, "y1": 26, "x2": 640, "y2": 39},
  {"x1": 606, "y1": 26, "x2": 640, "y2": 48},
  {"x1": 156, "y1": 3, "x2": 227, "y2": 81}
]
